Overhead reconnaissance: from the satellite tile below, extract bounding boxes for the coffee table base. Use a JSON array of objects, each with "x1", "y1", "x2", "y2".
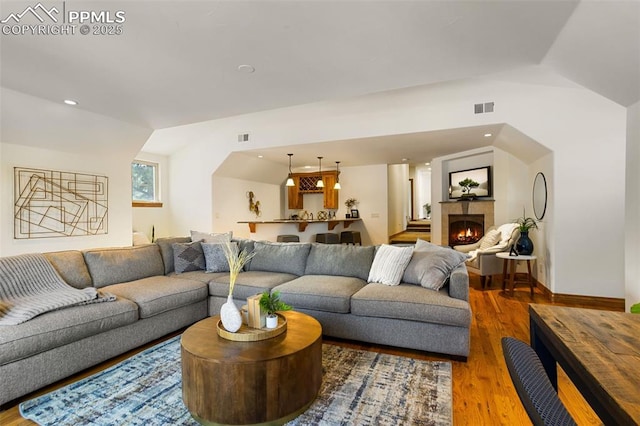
[{"x1": 181, "y1": 312, "x2": 323, "y2": 426}]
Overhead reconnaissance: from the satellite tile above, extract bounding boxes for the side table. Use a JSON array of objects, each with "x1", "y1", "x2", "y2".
[{"x1": 496, "y1": 252, "x2": 536, "y2": 297}]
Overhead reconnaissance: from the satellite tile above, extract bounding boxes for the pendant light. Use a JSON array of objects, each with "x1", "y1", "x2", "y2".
[
  {"x1": 334, "y1": 161, "x2": 341, "y2": 189},
  {"x1": 316, "y1": 157, "x2": 324, "y2": 188},
  {"x1": 286, "y1": 153, "x2": 295, "y2": 187}
]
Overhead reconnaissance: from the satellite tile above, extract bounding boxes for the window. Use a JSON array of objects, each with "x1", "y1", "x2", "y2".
[{"x1": 132, "y1": 160, "x2": 162, "y2": 207}]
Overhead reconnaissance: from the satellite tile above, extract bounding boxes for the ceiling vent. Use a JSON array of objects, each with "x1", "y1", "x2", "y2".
[
  {"x1": 474, "y1": 102, "x2": 495, "y2": 114},
  {"x1": 237, "y1": 133, "x2": 250, "y2": 143}
]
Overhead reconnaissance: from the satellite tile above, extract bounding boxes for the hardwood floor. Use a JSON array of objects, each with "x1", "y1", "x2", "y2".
[{"x1": 0, "y1": 272, "x2": 606, "y2": 425}]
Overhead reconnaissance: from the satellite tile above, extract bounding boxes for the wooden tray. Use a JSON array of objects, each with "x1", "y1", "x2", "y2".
[{"x1": 217, "y1": 314, "x2": 287, "y2": 341}]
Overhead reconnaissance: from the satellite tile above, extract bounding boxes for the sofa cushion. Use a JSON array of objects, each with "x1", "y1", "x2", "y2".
[
  {"x1": 247, "y1": 241, "x2": 311, "y2": 276},
  {"x1": 404, "y1": 240, "x2": 469, "y2": 290},
  {"x1": 304, "y1": 244, "x2": 375, "y2": 281},
  {"x1": 83, "y1": 245, "x2": 165, "y2": 288},
  {"x1": 351, "y1": 283, "x2": 471, "y2": 327},
  {"x1": 156, "y1": 236, "x2": 191, "y2": 274},
  {"x1": 0, "y1": 298, "x2": 138, "y2": 366},
  {"x1": 169, "y1": 270, "x2": 227, "y2": 284},
  {"x1": 274, "y1": 275, "x2": 367, "y2": 314},
  {"x1": 172, "y1": 241, "x2": 206, "y2": 274},
  {"x1": 104, "y1": 276, "x2": 208, "y2": 318},
  {"x1": 44, "y1": 250, "x2": 92, "y2": 289},
  {"x1": 367, "y1": 245, "x2": 413, "y2": 285},
  {"x1": 232, "y1": 238, "x2": 256, "y2": 271},
  {"x1": 209, "y1": 271, "x2": 297, "y2": 300}
]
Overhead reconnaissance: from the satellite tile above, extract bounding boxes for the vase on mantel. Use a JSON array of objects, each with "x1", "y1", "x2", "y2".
[{"x1": 220, "y1": 294, "x2": 242, "y2": 332}]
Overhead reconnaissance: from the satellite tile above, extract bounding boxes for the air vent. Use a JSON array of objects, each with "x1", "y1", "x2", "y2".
[
  {"x1": 237, "y1": 133, "x2": 250, "y2": 143},
  {"x1": 474, "y1": 102, "x2": 495, "y2": 114}
]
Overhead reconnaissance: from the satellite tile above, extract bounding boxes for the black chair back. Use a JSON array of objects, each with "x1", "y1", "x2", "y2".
[{"x1": 501, "y1": 337, "x2": 577, "y2": 426}]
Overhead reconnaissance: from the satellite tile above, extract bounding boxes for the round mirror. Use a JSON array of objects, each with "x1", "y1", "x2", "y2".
[{"x1": 532, "y1": 172, "x2": 547, "y2": 220}]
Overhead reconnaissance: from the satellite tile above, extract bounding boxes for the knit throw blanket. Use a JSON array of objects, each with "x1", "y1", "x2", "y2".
[{"x1": 0, "y1": 253, "x2": 115, "y2": 325}]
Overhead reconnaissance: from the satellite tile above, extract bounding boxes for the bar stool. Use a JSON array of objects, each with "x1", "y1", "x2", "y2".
[
  {"x1": 315, "y1": 233, "x2": 340, "y2": 244},
  {"x1": 277, "y1": 235, "x2": 300, "y2": 243},
  {"x1": 340, "y1": 231, "x2": 362, "y2": 245}
]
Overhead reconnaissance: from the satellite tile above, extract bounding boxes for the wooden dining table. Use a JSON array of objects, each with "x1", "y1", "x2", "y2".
[{"x1": 529, "y1": 304, "x2": 640, "y2": 425}]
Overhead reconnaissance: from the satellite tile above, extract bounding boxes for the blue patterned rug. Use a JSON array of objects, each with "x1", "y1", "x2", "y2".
[{"x1": 20, "y1": 335, "x2": 452, "y2": 425}]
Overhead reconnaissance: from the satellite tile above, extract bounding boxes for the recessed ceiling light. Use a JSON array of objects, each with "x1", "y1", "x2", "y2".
[
  {"x1": 484, "y1": 133, "x2": 492, "y2": 137},
  {"x1": 64, "y1": 99, "x2": 78, "y2": 106},
  {"x1": 401, "y1": 158, "x2": 408, "y2": 162},
  {"x1": 257, "y1": 155, "x2": 263, "y2": 159},
  {"x1": 425, "y1": 162, "x2": 430, "y2": 166},
  {"x1": 237, "y1": 64, "x2": 255, "y2": 73}
]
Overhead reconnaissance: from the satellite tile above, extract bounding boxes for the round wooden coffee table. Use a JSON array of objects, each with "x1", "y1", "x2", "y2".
[{"x1": 181, "y1": 310, "x2": 322, "y2": 425}]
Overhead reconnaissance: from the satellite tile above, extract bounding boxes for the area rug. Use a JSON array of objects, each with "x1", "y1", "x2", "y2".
[{"x1": 20, "y1": 335, "x2": 452, "y2": 425}]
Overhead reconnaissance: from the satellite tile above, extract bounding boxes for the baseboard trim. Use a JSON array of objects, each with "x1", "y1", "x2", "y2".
[{"x1": 536, "y1": 281, "x2": 625, "y2": 311}]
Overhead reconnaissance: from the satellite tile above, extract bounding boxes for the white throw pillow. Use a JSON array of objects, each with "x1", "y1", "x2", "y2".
[
  {"x1": 190, "y1": 230, "x2": 232, "y2": 243},
  {"x1": 367, "y1": 244, "x2": 414, "y2": 286},
  {"x1": 479, "y1": 229, "x2": 501, "y2": 250}
]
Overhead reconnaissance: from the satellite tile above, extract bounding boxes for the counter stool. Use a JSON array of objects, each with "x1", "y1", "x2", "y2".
[
  {"x1": 340, "y1": 231, "x2": 362, "y2": 245},
  {"x1": 277, "y1": 235, "x2": 300, "y2": 243},
  {"x1": 315, "y1": 233, "x2": 339, "y2": 244}
]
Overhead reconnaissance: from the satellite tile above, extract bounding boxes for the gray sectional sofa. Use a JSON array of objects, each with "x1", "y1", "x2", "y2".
[{"x1": 0, "y1": 237, "x2": 471, "y2": 406}]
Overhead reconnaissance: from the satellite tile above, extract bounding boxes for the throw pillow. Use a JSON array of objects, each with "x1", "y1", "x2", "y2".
[
  {"x1": 172, "y1": 241, "x2": 205, "y2": 274},
  {"x1": 190, "y1": 230, "x2": 232, "y2": 244},
  {"x1": 479, "y1": 229, "x2": 501, "y2": 250},
  {"x1": 202, "y1": 242, "x2": 236, "y2": 273},
  {"x1": 367, "y1": 244, "x2": 414, "y2": 286},
  {"x1": 404, "y1": 240, "x2": 469, "y2": 290}
]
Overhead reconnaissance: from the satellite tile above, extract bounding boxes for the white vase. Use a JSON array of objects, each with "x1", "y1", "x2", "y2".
[
  {"x1": 220, "y1": 295, "x2": 242, "y2": 332},
  {"x1": 266, "y1": 314, "x2": 278, "y2": 329}
]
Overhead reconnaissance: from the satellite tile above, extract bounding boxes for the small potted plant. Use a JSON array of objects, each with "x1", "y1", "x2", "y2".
[
  {"x1": 259, "y1": 290, "x2": 293, "y2": 328},
  {"x1": 513, "y1": 210, "x2": 539, "y2": 255}
]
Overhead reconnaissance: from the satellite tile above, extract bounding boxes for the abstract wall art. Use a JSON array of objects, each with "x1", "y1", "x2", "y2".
[{"x1": 14, "y1": 167, "x2": 108, "y2": 239}]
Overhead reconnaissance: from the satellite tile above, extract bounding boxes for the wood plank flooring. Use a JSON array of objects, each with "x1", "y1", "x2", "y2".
[{"x1": 0, "y1": 272, "x2": 607, "y2": 425}]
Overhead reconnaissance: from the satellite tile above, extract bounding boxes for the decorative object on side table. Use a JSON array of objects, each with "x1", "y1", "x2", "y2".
[
  {"x1": 220, "y1": 240, "x2": 255, "y2": 332},
  {"x1": 259, "y1": 290, "x2": 292, "y2": 329},
  {"x1": 514, "y1": 210, "x2": 539, "y2": 255}
]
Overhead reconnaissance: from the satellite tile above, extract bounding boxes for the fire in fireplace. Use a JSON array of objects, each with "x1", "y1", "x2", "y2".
[{"x1": 448, "y1": 214, "x2": 484, "y2": 246}]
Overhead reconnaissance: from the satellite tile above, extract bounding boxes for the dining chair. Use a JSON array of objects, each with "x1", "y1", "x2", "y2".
[{"x1": 501, "y1": 337, "x2": 577, "y2": 426}]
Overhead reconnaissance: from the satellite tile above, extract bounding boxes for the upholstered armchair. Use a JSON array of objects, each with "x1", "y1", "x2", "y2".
[{"x1": 454, "y1": 223, "x2": 520, "y2": 288}]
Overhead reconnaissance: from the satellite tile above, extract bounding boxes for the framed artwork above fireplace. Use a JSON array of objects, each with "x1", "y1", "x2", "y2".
[{"x1": 449, "y1": 166, "x2": 492, "y2": 199}]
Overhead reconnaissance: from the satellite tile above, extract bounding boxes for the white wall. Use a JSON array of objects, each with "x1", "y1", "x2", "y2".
[
  {"x1": 415, "y1": 165, "x2": 432, "y2": 219},
  {"x1": 148, "y1": 67, "x2": 627, "y2": 299},
  {"x1": 0, "y1": 143, "x2": 133, "y2": 256},
  {"x1": 212, "y1": 176, "x2": 281, "y2": 240},
  {"x1": 132, "y1": 152, "x2": 172, "y2": 241},
  {"x1": 387, "y1": 164, "x2": 409, "y2": 236},
  {"x1": 626, "y1": 101, "x2": 640, "y2": 311}
]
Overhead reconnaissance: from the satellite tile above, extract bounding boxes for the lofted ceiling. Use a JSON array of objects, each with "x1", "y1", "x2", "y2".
[{"x1": 1, "y1": 0, "x2": 638, "y2": 165}]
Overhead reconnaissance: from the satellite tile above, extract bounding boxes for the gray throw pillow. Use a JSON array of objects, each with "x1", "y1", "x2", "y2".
[
  {"x1": 403, "y1": 239, "x2": 469, "y2": 290},
  {"x1": 172, "y1": 241, "x2": 205, "y2": 274},
  {"x1": 232, "y1": 238, "x2": 255, "y2": 271},
  {"x1": 202, "y1": 242, "x2": 234, "y2": 273},
  {"x1": 247, "y1": 241, "x2": 311, "y2": 276}
]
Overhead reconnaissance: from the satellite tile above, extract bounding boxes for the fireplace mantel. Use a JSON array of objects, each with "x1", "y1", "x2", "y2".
[{"x1": 440, "y1": 200, "x2": 495, "y2": 246}]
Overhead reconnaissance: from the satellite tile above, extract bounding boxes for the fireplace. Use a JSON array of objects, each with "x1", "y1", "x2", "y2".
[{"x1": 448, "y1": 214, "x2": 484, "y2": 247}]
